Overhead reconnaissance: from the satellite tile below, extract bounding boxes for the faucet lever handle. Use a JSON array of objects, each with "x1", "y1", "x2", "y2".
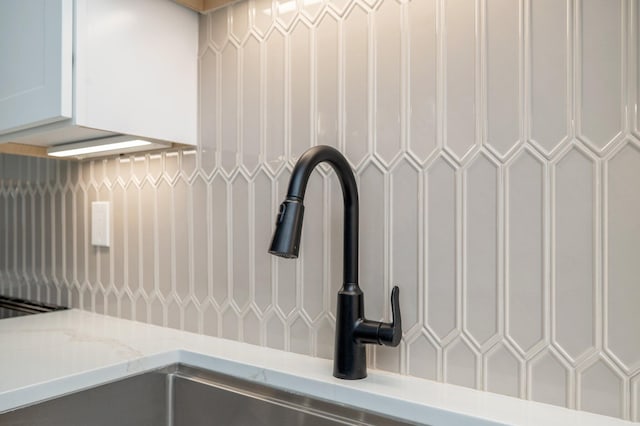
[{"x1": 378, "y1": 286, "x2": 402, "y2": 347}]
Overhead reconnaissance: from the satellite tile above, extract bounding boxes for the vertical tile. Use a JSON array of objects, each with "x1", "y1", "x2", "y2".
[
  {"x1": 290, "y1": 21, "x2": 312, "y2": 159},
  {"x1": 94, "y1": 291, "x2": 105, "y2": 315},
  {"x1": 315, "y1": 316, "x2": 335, "y2": 360},
  {"x1": 6, "y1": 189, "x2": 15, "y2": 276},
  {"x1": 254, "y1": 170, "x2": 273, "y2": 312},
  {"x1": 579, "y1": 358, "x2": 624, "y2": 418},
  {"x1": 408, "y1": 0, "x2": 437, "y2": 163},
  {"x1": 253, "y1": 0, "x2": 273, "y2": 37},
  {"x1": 443, "y1": 0, "x2": 477, "y2": 160},
  {"x1": 210, "y1": 7, "x2": 229, "y2": 49},
  {"x1": 0, "y1": 188, "x2": 7, "y2": 278},
  {"x1": 140, "y1": 182, "x2": 156, "y2": 296},
  {"x1": 164, "y1": 152, "x2": 181, "y2": 182},
  {"x1": 506, "y1": 149, "x2": 545, "y2": 354},
  {"x1": 147, "y1": 154, "x2": 163, "y2": 184},
  {"x1": 211, "y1": 174, "x2": 229, "y2": 306},
  {"x1": 15, "y1": 188, "x2": 24, "y2": 280},
  {"x1": 203, "y1": 303, "x2": 219, "y2": 337},
  {"x1": 633, "y1": 374, "x2": 640, "y2": 422},
  {"x1": 191, "y1": 177, "x2": 209, "y2": 304},
  {"x1": 232, "y1": 173, "x2": 250, "y2": 309},
  {"x1": 301, "y1": 172, "x2": 324, "y2": 320},
  {"x1": 156, "y1": 180, "x2": 172, "y2": 299},
  {"x1": 184, "y1": 301, "x2": 200, "y2": 334},
  {"x1": 81, "y1": 287, "x2": 92, "y2": 312},
  {"x1": 24, "y1": 191, "x2": 34, "y2": 283},
  {"x1": 70, "y1": 286, "x2": 81, "y2": 310},
  {"x1": 131, "y1": 156, "x2": 146, "y2": 186},
  {"x1": 242, "y1": 36, "x2": 261, "y2": 173},
  {"x1": 316, "y1": 13, "x2": 339, "y2": 150},
  {"x1": 275, "y1": 0, "x2": 297, "y2": 30},
  {"x1": 485, "y1": 343, "x2": 521, "y2": 398},
  {"x1": 375, "y1": 343, "x2": 401, "y2": 374},
  {"x1": 63, "y1": 188, "x2": 74, "y2": 285},
  {"x1": 93, "y1": 161, "x2": 106, "y2": 187},
  {"x1": 391, "y1": 160, "x2": 420, "y2": 332},
  {"x1": 344, "y1": 4, "x2": 369, "y2": 166},
  {"x1": 530, "y1": 0, "x2": 570, "y2": 154},
  {"x1": 266, "y1": 312, "x2": 285, "y2": 350},
  {"x1": 374, "y1": 0, "x2": 402, "y2": 164},
  {"x1": 359, "y1": 162, "x2": 385, "y2": 321},
  {"x1": 85, "y1": 185, "x2": 97, "y2": 293},
  {"x1": 126, "y1": 184, "x2": 140, "y2": 293},
  {"x1": 328, "y1": 0, "x2": 349, "y2": 16},
  {"x1": 290, "y1": 315, "x2": 312, "y2": 355},
  {"x1": 426, "y1": 157, "x2": 457, "y2": 340},
  {"x1": 69, "y1": 161, "x2": 80, "y2": 186},
  {"x1": 98, "y1": 186, "x2": 110, "y2": 293},
  {"x1": 266, "y1": 29, "x2": 286, "y2": 172},
  {"x1": 231, "y1": 1, "x2": 250, "y2": 42},
  {"x1": 165, "y1": 297, "x2": 184, "y2": 330},
  {"x1": 554, "y1": 147, "x2": 595, "y2": 361},
  {"x1": 134, "y1": 294, "x2": 149, "y2": 323},
  {"x1": 59, "y1": 160, "x2": 71, "y2": 187},
  {"x1": 464, "y1": 153, "x2": 499, "y2": 347},
  {"x1": 19, "y1": 187, "x2": 27, "y2": 280},
  {"x1": 444, "y1": 337, "x2": 477, "y2": 389},
  {"x1": 181, "y1": 150, "x2": 198, "y2": 180},
  {"x1": 607, "y1": 143, "x2": 640, "y2": 370},
  {"x1": 173, "y1": 178, "x2": 190, "y2": 301},
  {"x1": 53, "y1": 189, "x2": 63, "y2": 284},
  {"x1": 112, "y1": 183, "x2": 125, "y2": 292},
  {"x1": 106, "y1": 292, "x2": 118, "y2": 318},
  {"x1": 300, "y1": 0, "x2": 323, "y2": 23},
  {"x1": 79, "y1": 160, "x2": 92, "y2": 187},
  {"x1": 221, "y1": 43, "x2": 239, "y2": 174},
  {"x1": 485, "y1": 0, "x2": 520, "y2": 158},
  {"x1": 200, "y1": 48, "x2": 218, "y2": 175},
  {"x1": 578, "y1": 0, "x2": 624, "y2": 152},
  {"x1": 222, "y1": 307, "x2": 239, "y2": 339},
  {"x1": 529, "y1": 349, "x2": 569, "y2": 407},
  {"x1": 242, "y1": 309, "x2": 261, "y2": 345},
  {"x1": 407, "y1": 333, "x2": 438, "y2": 381},
  {"x1": 199, "y1": 13, "x2": 209, "y2": 52},
  {"x1": 76, "y1": 188, "x2": 89, "y2": 284}
]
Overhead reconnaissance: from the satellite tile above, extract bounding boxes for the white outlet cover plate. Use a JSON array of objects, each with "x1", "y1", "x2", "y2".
[{"x1": 91, "y1": 201, "x2": 110, "y2": 247}]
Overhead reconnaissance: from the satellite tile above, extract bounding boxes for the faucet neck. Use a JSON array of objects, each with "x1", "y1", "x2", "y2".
[{"x1": 287, "y1": 146, "x2": 359, "y2": 286}]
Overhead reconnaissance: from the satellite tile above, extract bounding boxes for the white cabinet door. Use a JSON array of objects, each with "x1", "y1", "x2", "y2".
[{"x1": 0, "y1": 0, "x2": 72, "y2": 135}]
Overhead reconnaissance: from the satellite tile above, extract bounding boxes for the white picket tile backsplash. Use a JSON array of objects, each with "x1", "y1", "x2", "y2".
[{"x1": 2, "y1": 0, "x2": 640, "y2": 421}]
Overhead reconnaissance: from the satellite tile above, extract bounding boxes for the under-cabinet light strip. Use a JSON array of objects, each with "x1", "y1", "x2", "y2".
[{"x1": 48, "y1": 139, "x2": 152, "y2": 158}]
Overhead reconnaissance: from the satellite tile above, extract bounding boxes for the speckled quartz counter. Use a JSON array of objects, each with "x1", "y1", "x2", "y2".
[{"x1": 0, "y1": 310, "x2": 633, "y2": 425}]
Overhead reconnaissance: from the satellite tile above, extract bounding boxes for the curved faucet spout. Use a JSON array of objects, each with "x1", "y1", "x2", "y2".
[
  {"x1": 269, "y1": 145, "x2": 401, "y2": 380},
  {"x1": 270, "y1": 145, "x2": 359, "y2": 286}
]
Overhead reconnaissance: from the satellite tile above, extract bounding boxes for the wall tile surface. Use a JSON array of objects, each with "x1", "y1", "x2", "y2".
[{"x1": 2, "y1": 0, "x2": 640, "y2": 421}]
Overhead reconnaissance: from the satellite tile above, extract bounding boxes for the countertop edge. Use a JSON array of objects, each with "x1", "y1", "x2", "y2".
[{"x1": 0, "y1": 310, "x2": 634, "y2": 426}]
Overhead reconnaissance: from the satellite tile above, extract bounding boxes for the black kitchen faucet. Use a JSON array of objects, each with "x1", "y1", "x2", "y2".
[{"x1": 269, "y1": 145, "x2": 402, "y2": 380}]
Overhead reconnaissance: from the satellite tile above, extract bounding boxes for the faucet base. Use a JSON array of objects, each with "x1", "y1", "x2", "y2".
[
  {"x1": 332, "y1": 284, "x2": 403, "y2": 380},
  {"x1": 333, "y1": 284, "x2": 367, "y2": 380}
]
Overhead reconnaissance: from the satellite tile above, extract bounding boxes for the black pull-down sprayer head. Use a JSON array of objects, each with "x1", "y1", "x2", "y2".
[
  {"x1": 268, "y1": 145, "x2": 402, "y2": 380},
  {"x1": 269, "y1": 197, "x2": 304, "y2": 259}
]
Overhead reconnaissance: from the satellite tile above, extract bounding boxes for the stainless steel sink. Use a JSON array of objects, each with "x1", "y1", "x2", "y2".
[{"x1": 0, "y1": 364, "x2": 418, "y2": 425}]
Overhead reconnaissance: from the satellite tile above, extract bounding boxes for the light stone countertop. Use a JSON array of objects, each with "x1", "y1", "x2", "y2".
[{"x1": 0, "y1": 309, "x2": 634, "y2": 425}]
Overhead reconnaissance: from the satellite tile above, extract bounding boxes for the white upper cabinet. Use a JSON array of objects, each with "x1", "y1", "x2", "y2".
[
  {"x1": 0, "y1": 0, "x2": 198, "y2": 154},
  {"x1": 0, "y1": 0, "x2": 72, "y2": 134}
]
